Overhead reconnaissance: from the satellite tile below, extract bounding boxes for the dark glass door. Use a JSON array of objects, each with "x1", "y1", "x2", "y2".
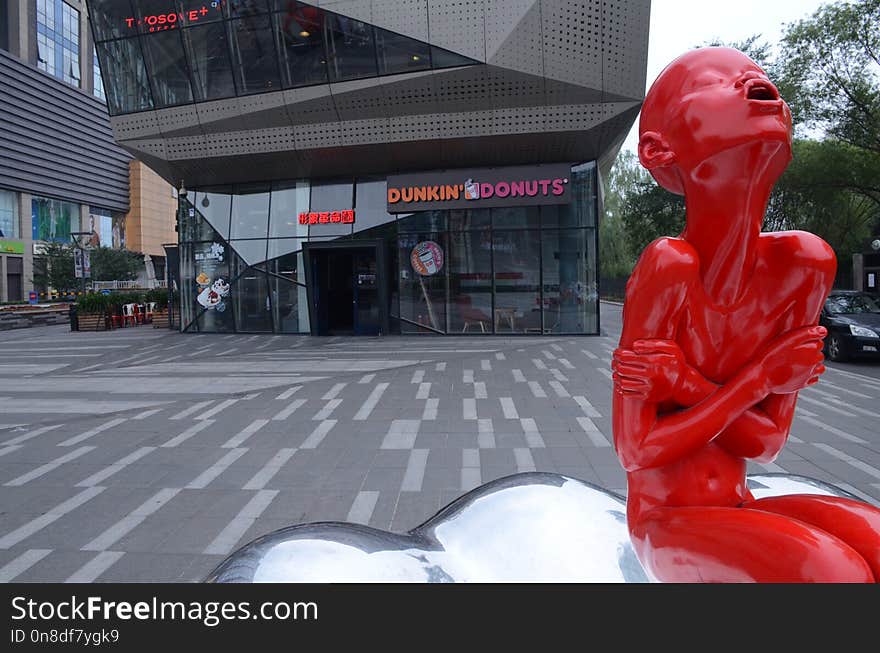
[{"x1": 353, "y1": 250, "x2": 380, "y2": 335}]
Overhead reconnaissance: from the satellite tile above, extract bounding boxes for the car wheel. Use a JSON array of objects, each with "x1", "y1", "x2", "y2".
[{"x1": 826, "y1": 334, "x2": 848, "y2": 362}]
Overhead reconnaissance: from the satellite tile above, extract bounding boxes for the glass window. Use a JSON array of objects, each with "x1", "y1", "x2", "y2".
[
  {"x1": 226, "y1": 0, "x2": 270, "y2": 17},
  {"x1": 324, "y1": 14, "x2": 377, "y2": 82},
  {"x1": 542, "y1": 229, "x2": 598, "y2": 334},
  {"x1": 192, "y1": 191, "x2": 232, "y2": 238},
  {"x1": 232, "y1": 261, "x2": 273, "y2": 332},
  {"x1": 269, "y1": 182, "x2": 309, "y2": 238},
  {"x1": 230, "y1": 189, "x2": 270, "y2": 240},
  {"x1": 182, "y1": 22, "x2": 236, "y2": 101},
  {"x1": 230, "y1": 240, "x2": 268, "y2": 266},
  {"x1": 267, "y1": 250, "x2": 309, "y2": 333},
  {"x1": 492, "y1": 206, "x2": 540, "y2": 229},
  {"x1": 140, "y1": 31, "x2": 194, "y2": 107},
  {"x1": 398, "y1": 232, "x2": 447, "y2": 333},
  {"x1": 493, "y1": 230, "x2": 542, "y2": 333},
  {"x1": 276, "y1": 3, "x2": 327, "y2": 87},
  {"x1": 449, "y1": 208, "x2": 490, "y2": 231},
  {"x1": 31, "y1": 196, "x2": 77, "y2": 243},
  {"x1": 182, "y1": 240, "x2": 234, "y2": 333},
  {"x1": 96, "y1": 38, "x2": 154, "y2": 114},
  {"x1": 430, "y1": 45, "x2": 476, "y2": 70},
  {"x1": 448, "y1": 230, "x2": 492, "y2": 333},
  {"x1": 541, "y1": 163, "x2": 596, "y2": 228},
  {"x1": 93, "y1": 46, "x2": 106, "y2": 101},
  {"x1": 309, "y1": 181, "x2": 354, "y2": 237},
  {"x1": 36, "y1": 0, "x2": 79, "y2": 86},
  {"x1": 267, "y1": 238, "x2": 303, "y2": 260},
  {"x1": 0, "y1": 190, "x2": 19, "y2": 239},
  {"x1": 398, "y1": 211, "x2": 447, "y2": 233},
  {"x1": 355, "y1": 180, "x2": 396, "y2": 232},
  {"x1": 88, "y1": 0, "x2": 135, "y2": 42},
  {"x1": 89, "y1": 206, "x2": 113, "y2": 247},
  {"x1": 375, "y1": 27, "x2": 430, "y2": 76},
  {"x1": 228, "y1": 14, "x2": 282, "y2": 94}
]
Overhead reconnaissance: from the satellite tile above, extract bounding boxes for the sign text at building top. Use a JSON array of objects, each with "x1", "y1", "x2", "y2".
[
  {"x1": 386, "y1": 164, "x2": 573, "y2": 213},
  {"x1": 122, "y1": 4, "x2": 222, "y2": 34}
]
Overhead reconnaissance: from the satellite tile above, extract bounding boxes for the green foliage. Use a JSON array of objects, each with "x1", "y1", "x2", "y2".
[
  {"x1": 89, "y1": 246, "x2": 143, "y2": 282},
  {"x1": 76, "y1": 292, "x2": 109, "y2": 314},
  {"x1": 621, "y1": 180, "x2": 687, "y2": 260},
  {"x1": 31, "y1": 242, "x2": 77, "y2": 293}
]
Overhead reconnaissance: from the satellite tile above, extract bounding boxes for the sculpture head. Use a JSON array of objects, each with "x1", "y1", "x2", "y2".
[{"x1": 638, "y1": 47, "x2": 793, "y2": 195}]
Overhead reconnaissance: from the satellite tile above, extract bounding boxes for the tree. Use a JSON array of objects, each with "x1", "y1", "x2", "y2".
[
  {"x1": 31, "y1": 242, "x2": 77, "y2": 293},
  {"x1": 601, "y1": 150, "x2": 647, "y2": 277},
  {"x1": 621, "y1": 180, "x2": 686, "y2": 261},
  {"x1": 89, "y1": 246, "x2": 143, "y2": 281}
]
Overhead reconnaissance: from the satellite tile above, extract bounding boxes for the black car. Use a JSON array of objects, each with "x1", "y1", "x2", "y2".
[{"x1": 820, "y1": 291, "x2": 880, "y2": 362}]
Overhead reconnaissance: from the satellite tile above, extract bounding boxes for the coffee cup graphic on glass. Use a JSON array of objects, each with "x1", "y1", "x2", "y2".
[
  {"x1": 464, "y1": 178, "x2": 480, "y2": 200},
  {"x1": 418, "y1": 245, "x2": 438, "y2": 275}
]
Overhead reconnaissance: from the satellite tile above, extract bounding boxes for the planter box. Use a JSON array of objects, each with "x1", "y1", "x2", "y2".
[
  {"x1": 77, "y1": 312, "x2": 108, "y2": 331},
  {"x1": 152, "y1": 311, "x2": 170, "y2": 328}
]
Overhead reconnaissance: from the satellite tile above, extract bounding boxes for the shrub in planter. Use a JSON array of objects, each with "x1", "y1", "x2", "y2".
[{"x1": 76, "y1": 293, "x2": 110, "y2": 331}]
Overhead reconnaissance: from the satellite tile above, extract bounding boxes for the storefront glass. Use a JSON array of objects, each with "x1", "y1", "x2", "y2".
[
  {"x1": 31, "y1": 196, "x2": 77, "y2": 243},
  {"x1": 0, "y1": 190, "x2": 19, "y2": 240},
  {"x1": 177, "y1": 163, "x2": 599, "y2": 335}
]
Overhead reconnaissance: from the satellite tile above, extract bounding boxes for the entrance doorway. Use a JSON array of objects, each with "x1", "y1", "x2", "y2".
[{"x1": 305, "y1": 241, "x2": 388, "y2": 336}]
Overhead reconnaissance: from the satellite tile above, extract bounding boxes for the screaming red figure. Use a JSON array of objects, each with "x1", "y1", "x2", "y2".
[{"x1": 612, "y1": 47, "x2": 880, "y2": 582}]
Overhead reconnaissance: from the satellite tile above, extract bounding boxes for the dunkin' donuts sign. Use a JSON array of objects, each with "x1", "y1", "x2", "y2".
[{"x1": 386, "y1": 164, "x2": 572, "y2": 213}]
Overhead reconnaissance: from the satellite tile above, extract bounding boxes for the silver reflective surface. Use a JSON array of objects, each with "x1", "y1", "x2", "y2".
[{"x1": 206, "y1": 472, "x2": 859, "y2": 583}]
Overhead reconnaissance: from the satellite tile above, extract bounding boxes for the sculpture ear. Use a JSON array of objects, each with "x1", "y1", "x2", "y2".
[{"x1": 638, "y1": 131, "x2": 676, "y2": 170}]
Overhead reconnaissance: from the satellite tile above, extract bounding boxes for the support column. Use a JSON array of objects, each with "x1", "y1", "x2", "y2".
[
  {"x1": 0, "y1": 255, "x2": 7, "y2": 303},
  {"x1": 20, "y1": 193, "x2": 34, "y2": 299}
]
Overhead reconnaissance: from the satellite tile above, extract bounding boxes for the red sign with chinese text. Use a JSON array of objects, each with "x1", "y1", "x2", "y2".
[{"x1": 298, "y1": 211, "x2": 355, "y2": 225}]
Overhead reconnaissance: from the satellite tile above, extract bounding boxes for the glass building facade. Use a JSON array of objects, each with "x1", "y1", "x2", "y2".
[
  {"x1": 37, "y1": 0, "x2": 81, "y2": 87},
  {"x1": 178, "y1": 163, "x2": 599, "y2": 336},
  {"x1": 88, "y1": 0, "x2": 477, "y2": 116}
]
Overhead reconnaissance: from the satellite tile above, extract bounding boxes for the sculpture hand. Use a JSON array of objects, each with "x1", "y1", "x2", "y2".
[
  {"x1": 612, "y1": 339, "x2": 686, "y2": 402},
  {"x1": 759, "y1": 326, "x2": 827, "y2": 395}
]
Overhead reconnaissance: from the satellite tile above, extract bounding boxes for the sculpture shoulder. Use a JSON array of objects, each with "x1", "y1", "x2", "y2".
[
  {"x1": 628, "y1": 237, "x2": 700, "y2": 291},
  {"x1": 759, "y1": 231, "x2": 836, "y2": 280},
  {"x1": 621, "y1": 238, "x2": 698, "y2": 343}
]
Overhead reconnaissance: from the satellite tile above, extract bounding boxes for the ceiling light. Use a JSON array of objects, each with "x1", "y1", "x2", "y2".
[
  {"x1": 300, "y1": 30, "x2": 310, "y2": 37},
  {"x1": 412, "y1": 55, "x2": 421, "y2": 61}
]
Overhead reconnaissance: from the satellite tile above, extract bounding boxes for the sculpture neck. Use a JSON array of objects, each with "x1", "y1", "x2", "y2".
[{"x1": 680, "y1": 142, "x2": 779, "y2": 307}]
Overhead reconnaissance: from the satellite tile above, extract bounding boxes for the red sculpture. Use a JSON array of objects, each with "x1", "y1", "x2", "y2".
[{"x1": 612, "y1": 47, "x2": 880, "y2": 582}]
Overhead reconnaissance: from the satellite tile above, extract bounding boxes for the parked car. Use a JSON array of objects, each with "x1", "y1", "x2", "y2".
[{"x1": 819, "y1": 291, "x2": 880, "y2": 362}]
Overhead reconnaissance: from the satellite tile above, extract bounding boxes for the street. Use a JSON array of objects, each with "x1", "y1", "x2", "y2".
[{"x1": 0, "y1": 302, "x2": 878, "y2": 582}]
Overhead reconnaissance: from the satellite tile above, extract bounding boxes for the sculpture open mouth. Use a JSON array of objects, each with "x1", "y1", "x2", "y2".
[{"x1": 745, "y1": 78, "x2": 780, "y2": 102}]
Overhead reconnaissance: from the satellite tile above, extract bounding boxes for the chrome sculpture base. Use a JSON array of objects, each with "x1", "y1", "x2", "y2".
[{"x1": 205, "y1": 472, "x2": 861, "y2": 583}]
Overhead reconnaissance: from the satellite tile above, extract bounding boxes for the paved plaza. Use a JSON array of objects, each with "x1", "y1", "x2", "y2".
[{"x1": 0, "y1": 302, "x2": 878, "y2": 582}]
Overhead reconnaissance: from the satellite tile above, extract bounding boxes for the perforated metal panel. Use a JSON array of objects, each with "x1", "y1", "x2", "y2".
[
  {"x1": 98, "y1": 1, "x2": 651, "y2": 188},
  {"x1": 427, "y1": 0, "x2": 487, "y2": 62}
]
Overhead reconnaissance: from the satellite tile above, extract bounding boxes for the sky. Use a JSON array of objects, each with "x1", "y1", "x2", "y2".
[{"x1": 620, "y1": 0, "x2": 831, "y2": 154}]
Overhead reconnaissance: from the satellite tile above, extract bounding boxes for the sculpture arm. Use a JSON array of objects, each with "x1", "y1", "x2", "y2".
[
  {"x1": 671, "y1": 366, "x2": 797, "y2": 463},
  {"x1": 614, "y1": 359, "x2": 770, "y2": 471}
]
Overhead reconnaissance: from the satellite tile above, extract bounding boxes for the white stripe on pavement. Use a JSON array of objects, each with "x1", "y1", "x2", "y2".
[
  {"x1": 353, "y1": 383, "x2": 388, "y2": 420},
  {"x1": 203, "y1": 490, "x2": 278, "y2": 555},
  {"x1": 82, "y1": 488, "x2": 181, "y2": 551},
  {"x1": 275, "y1": 386, "x2": 301, "y2": 400},
  {"x1": 5, "y1": 446, "x2": 95, "y2": 486},
  {"x1": 272, "y1": 399, "x2": 307, "y2": 422},
  {"x1": 2, "y1": 423, "x2": 64, "y2": 446},
  {"x1": 58, "y1": 418, "x2": 127, "y2": 447},
  {"x1": 222, "y1": 419, "x2": 270, "y2": 448},
  {"x1": 169, "y1": 401, "x2": 213, "y2": 420},
  {"x1": 813, "y1": 443, "x2": 880, "y2": 481},
  {"x1": 381, "y1": 420, "x2": 420, "y2": 449},
  {"x1": 243, "y1": 448, "x2": 297, "y2": 490},
  {"x1": 186, "y1": 449, "x2": 248, "y2": 489},
  {"x1": 401, "y1": 449, "x2": 429, "y2": 492},
  {"x1": 0, "y1": 549, "x2": 52, "y2": 582},
  {"x1": 0, "y1": 486, "x2": 106, "y2": 549},
  {"x1": 347, "y1": 491, "x2": 380, "y2": 524},
  {"x1": 65, "y1": 551, "x2": 125, "y2": 583},
  {"x1": 500, "y1": 397, "x2": 519, "y2": 419},
  {"x1": 322, "y1": 383, "x2": 347, "y2": 400},
  {"x1": 161, "y1": 420, "x2": 214, "y2": 447},
  {"x1": 573, "y1": 396, "x2": 601, "y2": 417},
  {"x1": 195, "y1": 399, "x2": 239, "y2": 420},
  {"x1": 577, "y1": 417, "x2": 612, "y2": 447},
  {"x1": 76, "y1": 446, "x2": 156, "y2": 487},
  {"x1": 514, "y1": 448, "x2": 536, "y2": 472},
  {"x1": 422, "y1": 398, "x2": 439, "y2": 421},
  {"x1": 301, "y1": 420, "x2": 337, "y2": 449}
]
